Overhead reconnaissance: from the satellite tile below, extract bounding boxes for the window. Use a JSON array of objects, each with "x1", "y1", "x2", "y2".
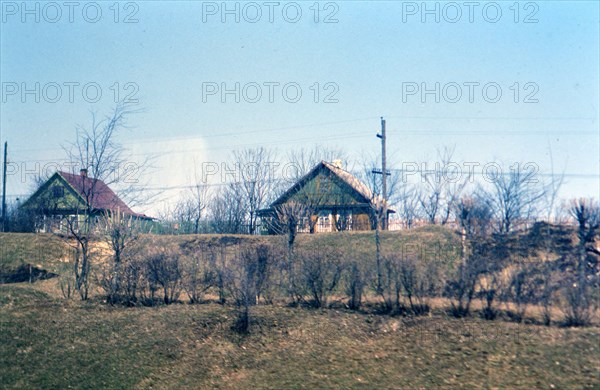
[
  {"x1": 52, "y1": 186, "x2": 64, "y2": 198},
  {"x1": 317, "y1": 210, "x2": 331, "y2": 232},
  {"x1": 298, "y1": 217, "x2": 311, "y2": 233}
]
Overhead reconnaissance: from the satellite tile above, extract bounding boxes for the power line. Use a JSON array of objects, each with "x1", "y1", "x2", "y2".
[
  {"x1": 6, "y1": 132, "x2": 372, "y2": 163},
  {"x1": 7, "y1": 116, "x2": 380, "y2": 154}
]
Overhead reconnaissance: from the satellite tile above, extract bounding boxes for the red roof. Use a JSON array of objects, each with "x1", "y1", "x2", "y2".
[{"x1": 58, "y1": 171, "x2": 149, "y2": 219}]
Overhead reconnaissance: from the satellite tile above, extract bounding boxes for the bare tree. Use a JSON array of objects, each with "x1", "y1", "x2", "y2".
[
  {"x1": 224, "y1": 244, "x2": 275, "y2": 333},
  {"x1": 98, "y1": 210, "x2": 140, "y2": 304},
  {"x1": 5, "y1": 199, "x2": 36, "y2": 232},
  {"x1": 233, "y1": 147, "x2": 277, "y2": 234},
  {"x1": 484, "y1": 163, "x2": 545, "y2": 234},
  {"x1": 171, "y1": 184, "x2": 210, "y2": 234},
  {"x1": 440, "y1": 176, "x2": 469, "y2": 226},
  {"x1": 269, "y1": 201, "x2": 311, "y2": 300},
  {"x1": 274, "y1": 202, "x2": 309, "y2": 254},
  {"x1": 171, "y1": 197, "x2": 195, "y2": 234},
  {"x1": 455, "y1": 194, "x2": 494, "y2": 238},
  {"x1": 61, "y1": 102, "x2": 140, "y2": 300},
  {"x1": 186, "y1": 162, "x2": 211, "y2": 234},
  {"x1": 210, "y1": 183, "x2": 247, "y2": 234},
  {"x1": 378, "y1": 255, "x2": 403, "y2": 314},
  {"x1": 562, "y1": 198, "x2": 600, "y2": 326},
  {"x1": 396, "y1": 184, "x2": 420, "y2": 229},
  {"x1": 446, "y1": 195, "x2": 493, "y2": 317},
  {"x1": 478, "y1": 268, "x2": 502, "y2": 320},
  {"x1": 418, "y1": 146, "x2": 466, "y2": 225},
  {"x1": 418, "y1": 184, "x2": 441, "y2": 225},
  {"x1": 533, "y1": 262, "x2": 560, "y2": 326},
  {"x1": 542, "y1": 145, "x2": 565, "y2": 224}
]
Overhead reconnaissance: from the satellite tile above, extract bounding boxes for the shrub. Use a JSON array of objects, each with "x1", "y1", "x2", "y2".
[
  {"x1": 182, "y1": 244, "x2": 216, "y2": 304},
  {"x1": 344, "y1": 259, "x2": 369, "y2": 310},
  {"x1": 144, "y1": 247, "x2": 182, "y2": 305},
  {"x1": 297, "y1": 246, "x2": 344, "y2": 308}
]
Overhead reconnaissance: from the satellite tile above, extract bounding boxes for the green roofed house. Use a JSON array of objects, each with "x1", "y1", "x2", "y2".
[
  {"x1": 259, "y1": 161, "x2": 394, "y2": 234},
  {"x1": 20, "y1": 169, "x2": 152, "y2": 234}
]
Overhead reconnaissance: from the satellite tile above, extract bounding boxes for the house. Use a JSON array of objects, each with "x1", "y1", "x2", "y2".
[
  {"x1": 21, "y1": 169, "x2": 151, "y2": 233},
  {"x1": 259, "y1": 161, "x2": 393, "y2": 234}
]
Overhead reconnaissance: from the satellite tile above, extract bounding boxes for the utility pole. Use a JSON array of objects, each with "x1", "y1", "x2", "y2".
[
  {"x1": 372, "y1": 117, "x2": 390, "y2": 229},
  {"x1": 2, "y1": 142, "x2": 7, "y2": 232},
  {"x1": 372, "y1": 117, "x2": 389, "y2": 296}
]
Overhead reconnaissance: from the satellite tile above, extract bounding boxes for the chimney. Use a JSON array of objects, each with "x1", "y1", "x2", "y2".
[
  {"x1": 80, "y1": 168, "x2": 88, "y2": 178},
  {"x1": 332, "y1": 159, "x2": 344, "y2": 169}
]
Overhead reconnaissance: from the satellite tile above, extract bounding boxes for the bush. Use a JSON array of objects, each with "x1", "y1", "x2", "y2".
[
  {"x1": 223, "y1": 243, "x2": 278, "y2": 333},
  {"x1": 144, "y1": 247, "x2": 182, "y2": 305},
  {"x1": 397, "y1": 256, "x2": 431, "y2": 316},
  {"x1": 344, "y1": 259, "x2": 369, "y2": 310},
  {"x1": 296, "y1": 246, "x2": 344, "y2": 308},
  {"x1": 182, "y1": 244, "x2": 216, "y2": 304},
  {"x1": 560, "y1": 276, "x2": 594, "y2": 327},
  {"x1": 446, "y1": 260, "x2": 479, "y2": 318}
]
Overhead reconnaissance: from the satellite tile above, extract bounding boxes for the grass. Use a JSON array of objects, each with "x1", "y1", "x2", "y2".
[
  {"x1": 0, "y1": 226, "x2": 459, "y2": 263},
  {"x1": 1, "y1": 282, "x2": 599, "y2": 389},
  {"x1": 0, "y1": 233, "x2": 70, "y2": 273},
  {"x1": 1, "y1": 228, "x2": 598, "y2": 388}
]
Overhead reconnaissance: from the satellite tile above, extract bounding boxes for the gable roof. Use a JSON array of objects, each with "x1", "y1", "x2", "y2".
[
  {"x1": 58, "y1": 171, "x2": 137, "y2": 215},
  {"x1": 24, "y1": 171, "x2": 150, "y2": 219},
  {"x1": 271, "y1": 161, "x2": 382, "y2": 208},
  {"x1": 321, "y1": 161, "x2": 374, "y2": 202}
]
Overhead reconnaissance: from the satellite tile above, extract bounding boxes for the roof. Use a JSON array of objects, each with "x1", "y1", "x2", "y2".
[
  {"x1": 57, "y1": 171, "x2": 150, "y2": 219},
  {"x1": 270, "y1": 161, "x2": 388, "y2": 209},
  {"x1": 321, "y1": 161, "x2": 374, "y2": 202}
]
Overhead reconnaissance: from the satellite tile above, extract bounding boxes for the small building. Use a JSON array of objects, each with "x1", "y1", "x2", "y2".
[
  {"x1": 20, "y1": 169, "x2": 151, "y2": 233},
  {"x1": 259, "y1": 161, "x2": 393, "y2": 234}
]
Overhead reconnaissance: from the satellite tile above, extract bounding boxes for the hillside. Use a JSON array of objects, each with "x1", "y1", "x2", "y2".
[
  {"x1": 0, "y1": 226, "x2": 462, "y2": 281},
  {"x1": 1, "y1": 226, "x2": 599, "y2": 388},
  {"x1": 0, "y1": 283, "x2": 598, "y2": 389}
]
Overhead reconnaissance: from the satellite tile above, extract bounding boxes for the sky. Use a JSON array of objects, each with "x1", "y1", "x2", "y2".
[{"x1": 1, "y1": 0, "x2": 599, "y2": 215}]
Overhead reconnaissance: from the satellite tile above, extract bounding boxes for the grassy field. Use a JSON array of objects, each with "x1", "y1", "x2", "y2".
[
  {"x1": 0, "y1": 282, "x2": 598, "y2": 389},
  {"x1": 0, "y1": 233, "x2": 69, "y2": 273},
  {"x1": 1, "y1": 228, "x2": 598, "y2": 389},
  {"x1": 0, "y1": 226, "x2": 462, "y2": 270}
]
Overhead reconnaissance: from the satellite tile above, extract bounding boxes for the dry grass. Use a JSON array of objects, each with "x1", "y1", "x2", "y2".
[
  {"x1": 0, "y1": 233, "x2": 69, "y2": 272},
  {"x1": 1, "y1": 228, "x2": 598, "y2": 388},
  {"x1": 1, "y1": 282, "x2": 598, "y2": 389}
]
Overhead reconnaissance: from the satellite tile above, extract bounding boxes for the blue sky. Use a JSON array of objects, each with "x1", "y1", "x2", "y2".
[{"x1": 1, "y1": 0, "x2": 598, "y2": 214}]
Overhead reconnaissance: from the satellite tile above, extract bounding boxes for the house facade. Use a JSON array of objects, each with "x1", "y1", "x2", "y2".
[
  {"x1": 259, "y1": 161, "x2": 393, "y2": 234},
  {"x1": 21, "y1": 169, "x2": 151, "y2": 234}
]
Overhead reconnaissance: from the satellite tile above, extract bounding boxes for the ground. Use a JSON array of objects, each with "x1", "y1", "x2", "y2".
[
  {"x1": 1, "y1": 282, "x2": 598, "y2": 389},
  {"x1": 0, "y1": 229, "x2": 598, "y2": 389}
]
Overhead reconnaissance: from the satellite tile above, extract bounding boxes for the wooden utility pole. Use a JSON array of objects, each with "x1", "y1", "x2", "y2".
[
  {"x1": 372, "y1": 117, "x2": 389, "y2": 229},
  {"x1": 379, "y1": 117, "x2": 387, "y2": 206},
  {"x1": 2, "y1": 142, "x2": 7, "y2": 232}
]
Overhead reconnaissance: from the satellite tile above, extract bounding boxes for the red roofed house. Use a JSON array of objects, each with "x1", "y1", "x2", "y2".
[{"x1": 21, "y1": 169, "x2": 151, "y2": 233}]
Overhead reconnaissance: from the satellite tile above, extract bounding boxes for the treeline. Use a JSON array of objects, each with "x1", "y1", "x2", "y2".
[
  {"x1": 152, "y1": 145, "x2": 577, "y2": 236},
  {"x1": 2, "y1": 144, "x2": 591, "y2": 237}
]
